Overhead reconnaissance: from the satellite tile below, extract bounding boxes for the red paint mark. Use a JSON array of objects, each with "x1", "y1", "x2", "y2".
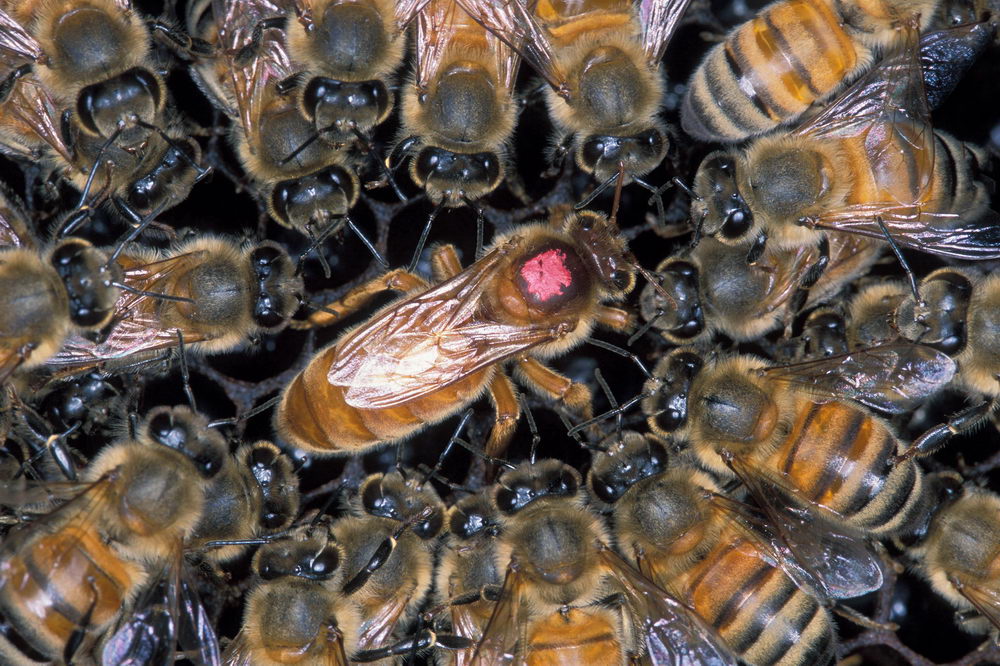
[{"x1": 520, "y1": 249, "x2": 572, "y2": 301}]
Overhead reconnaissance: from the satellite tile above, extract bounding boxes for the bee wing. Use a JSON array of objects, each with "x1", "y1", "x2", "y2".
[
  {"x1": 598, "y1": 545, "x2": 738, "y2": 666},
  {"x1": 356, "y1": 593, "x2": 410, "y2": 651},
  {"x1": 102, "y1": 555, "x2": 221, "y2": 666},
  {"x1": 415, "y1": 0, "x2": 462, "y2": 91},
  {"x1": 640, "y1": 0, "x2": 693, "y2": 65},
  {"x1": 221, "y1": 631, "x2": 254, "y2": 666},
  {"x1": 471, "y1": 562, "x2": 526, "y2": 665},
  {"x1": 0, "y1": 190, "x2": 31, "y2": 249},
  {"x1": 329, "y1": 244, "x2": 565, "y2": 409},
  {"x1": 216, "y1": 0, "x2": 293, "y2": 141},
  {"x1": 759, "y1": 343, "x2": 955, "y2": 414},
  {"x1": 0, "y1": 76, "x2": 74, "y2": 165},
  {"x1": 727, "y1": 455, "x2": 884, "y2": 599},
  {"x1": 393, "y1": 0, "x2": 433, "y2": 30},
  {"x1": 0, "y1": 9, "x2": 43, "y2": 64},
  {"x1": 456, "y1": 0, "x2": 567, "y2": 93},
  {"x1": 809, "y1": 204, "x2": 1000, "y2": 261},
  {"x1": 951, "y1": 576, "x2": 1000, "y2": 633}
]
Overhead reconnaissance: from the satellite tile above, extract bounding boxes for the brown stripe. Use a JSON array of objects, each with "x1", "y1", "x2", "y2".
[
  {"x1": 782, "y1": 402, "x2": 822, "y2": 474},
  {"x1": 726, "y1": 38, "x2": 779, "y2": 120},
  {"x1": 761, "y1": 11, "x2": 821, "y2": 102},
  {"x1": 714, "y1": 560, "x2": 777, "y2": 630},
  {"x1": 812, "y1": 406, "x2": 864, "y2": 504},
  {"x1": 685, "y1": 541, "x2": 740, "y2": 598}
]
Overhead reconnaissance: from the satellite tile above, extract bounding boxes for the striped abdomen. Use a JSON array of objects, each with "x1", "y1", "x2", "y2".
[
  {"x1": 765, "y1": 397, "x2": 923, "y2": 537},
  {"x1": 0, "y1": 523, "x2": 141, "y2": 659},
  {"x1": 682, "y1": 0, "x2": 862, "y2": 142},
  {"x1": 525, "y1": 609, "x2": 624, "y2": 665},
  {"x1": 674, "y1": 526, "x2": 834, "y2": 666},
  {"x1": 277, "y1": 343, "x2": 494, "y2": 452}
]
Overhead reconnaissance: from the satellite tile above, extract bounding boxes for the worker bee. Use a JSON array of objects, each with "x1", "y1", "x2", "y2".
[
  {"x1": 681, "y1": 0, "x2": 941, "y2": 143},
  {"x1": 190, "y1": 440, "x2": 300, "y2": 562},
  {"x1": 0, "y1": 186, "x2": 118, "y2": 380},
  {"x1": 690, "y1": 21, "x2": 1000, "y2": 278},
  {"x1": 637, "y1": 233, "x2": 881, "y2": 345},
  {"x1": 639, "y1": 345, "x2": 956, "y2": 599},
  {"x1": 913, "y1": 486, "x2": 1000, "y2": 637},
  {"x1": 456, "y1": 0, "x2": 692, "y2": 195},
  {"x1": 0, "y1": 405, "x2": 224, "y2": 664},
  {"x1": 187, "y1": 0, "x2": 360, "y2": 240},
  {"x1": 276, "y1": 209, "x2": 635, "y2": 458},
  {"x1": 43, "y1": 235, "x2": 302, "y2": 375},
  {"x1": 286, "y1": 0, "x2": 428, "y2": 148},
  {"x1": 0, "y1": 0, "x2": 208, "y2": 223},
  {"x1": 391, "y1": 0, "x2": 521, "y2": 209},
  {"x1": 470, "y1": 457, "x2": 735, "y2": 664},
  {"x1": 433, "y1": 492, "x2": 502, "y2": 665},
  {"x1": 588, "y1": 432, "x2": 836, "y2": 666}
]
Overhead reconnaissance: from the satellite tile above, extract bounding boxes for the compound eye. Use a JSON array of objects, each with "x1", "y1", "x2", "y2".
[
  {"x1": 551, "y1": 468, "x2": 578, "y2": 497},
  {"x1": 361, "y1": 478, "x2": 399, "y2": 520},
  {"x1": 590, "y1": 474, "x2": 622, "y2": 504},
  {"x1": 581, "y1": 135, "x2": 611, "y2": 169},
  {"x1": 450, "y1": 508, "x2": 486, "y2": 539},
  {"x1": 610, "y1": 269, "x2": 631, "y2": 292},
  {"x1": 261, "y1": 500, "x2": 287, "y2": 529},
  {"x1": 413, "y1": 507, "x2": 444, "y2": 539},
  {"x1": 251, "y1": 245, "x2": 283, "y2": 279},
  {"x1": 148, "y1": 411, "x2": 187, "y2": 450},
  {"x1": 309, "y1": 546, "x2": 340, "y2": 578},
  {"x1": 254, "y1": 293, "x2": 284, "y2": 329},
  {"x1": 721, "y1": 205, "x2": 753, "y2": 240}
]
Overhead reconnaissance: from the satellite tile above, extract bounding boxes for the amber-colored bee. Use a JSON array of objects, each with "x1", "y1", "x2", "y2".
[
  {"x1": 588, "y1": 432, "x2": 835, "y2": 666},
  {"x1": 190, "y1": 440, "x2": 300, "y2": 562},
  {"x1": 457, "y1": 0, "x2": 691, "y2": 194},
  {"x1": 392, "y1": 0, "x2": 521, "y2": 210},
  {"x1": 469, "y1": 458, "x2": 735, "y2": 664},
  {"x1": 690, "y1": 22, "x2": 1000, "y2": 277},
  {"x1": 638, "y1": 233, "x2": 881, "y2": 345},
  {"x1": 187, "y1": 0, "x2": 359, "y2": 239},
  {"x1": 913, "y1": 486, "x2": 1000, "y2": 637},
  {"x1": 681, "y1": 0, "x2": 942, "y2": 142},
  {"x1": 639, "y1": 345, "x2": 956, "y2": 599},
  {"x1": 0, "y1": 187, "x2": 118, "y2": 380},
  {"x1": 43, "y1": 235, "x2": 302, "y2": 375},
  {"x1": 286, "y1": 0, "x2": 429, "y2": 148},
  {"x1": 0, "y1": 406, "x2": 225, "y2": 664},
  {"x1": 0, "y1": 0, "x2": 208, "y2": 223},
  {"x1": 276, "y1": 209, "x2": 635, "y2": 458},
  {"x1": 434, "y1": 492, "x2": 503, "y2": 665}
]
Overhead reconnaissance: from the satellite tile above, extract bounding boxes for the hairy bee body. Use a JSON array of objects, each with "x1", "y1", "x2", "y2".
[{"x1": 682, "y1": 0, "x2": 937, "y2": 142}]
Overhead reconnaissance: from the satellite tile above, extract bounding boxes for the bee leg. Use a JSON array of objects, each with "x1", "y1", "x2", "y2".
[
  {"x1": 351, "y1": 628, "x2": 474, "y2": 662},
  {"x1": 895, "y1": 396, "x2": 998, "y2": 464},
  {"x1": 514, "y1": 357, "x2": 594, "y2": 421},
  {"x1": 786, "y1": 236, "x2": 831, "y2": 336},
  {"x1": 294, "y1": 269, "x2": 430, "y2": 328},
  {"x1": 486, "y1": 373, "x2": 520, "y2": 459},
  {"x1": 0, "y1": 63, "x2": 31, "y2": 104},
  {"x1": 148, "y1": 20, "x2": 214, "y2": 59},
  {"x1": 595, "y1": 305, "x2": 635, "y2": 332},
  {"x1": 430, "y1": 243, "x2": 465, "y2": 280},
  {"x1": 829, "y1": 603, "x2": 898, "y2": 631}
]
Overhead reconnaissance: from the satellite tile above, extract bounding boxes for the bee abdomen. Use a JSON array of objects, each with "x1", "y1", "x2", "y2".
[{"x1": 682, "y1": 0, "x2": 859, "y2": 142}]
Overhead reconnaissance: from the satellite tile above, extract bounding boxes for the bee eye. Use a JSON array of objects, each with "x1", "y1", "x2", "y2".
[
  {"x1": 610, "y1": 269, "x2": 631, "y2": 291},
  {"x1": 309, "y1": 547, "x2": 340, "y2": 577},
  {"x1": 721, "y1": 207, "x2": 753, "y2": 239}
]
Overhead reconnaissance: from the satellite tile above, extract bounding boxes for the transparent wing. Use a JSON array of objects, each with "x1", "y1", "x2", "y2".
[
  {"x1": 328, "y1": 243, "x2": 566, "y2": 408},
  {"x1": 0, "y1": 9, "x2": 43, "y2": 64},
  {"x1": 356, "y1": 594, "x2": 410, "y2": 652},
  {"x1": 727, "y1": 455, "x2": 884, "y2": 599},
  {"x1": 641, "y1": 0, "x2": 693, "y2": 65},
  {"x1": 0, "y1": 188, "x2": 31, "y2": 249},
  {"x1": 598, "y1": 545, "x2": 738, "y2": 666},
  {"x1": 471, "y1": 562, "x2": 525, "y2": 665},
  {"x1": 0, "y1": 76, "x2": 74, "y2": 165},
  {"x1": 456, "y1": 0, "x2": 566, "y2": 93},
  {"x1": 415, "y1": 0, "x2": 462, "y2": 91},
  {"x1": 393, "y1": 0, "x2": 433, "y2": 30},
  {"x1": 759, "y1": 343, "x2": 955, "y2": 414},
  {"x1": 952, "y1": 575, "x2": 1000, "y2": 634},
  {"x1": 808, "y1": 205, "x2": 1000, "y2": 261},
  {"x1": 221, "y1": 631, "x2": 254, "y2": 666}
]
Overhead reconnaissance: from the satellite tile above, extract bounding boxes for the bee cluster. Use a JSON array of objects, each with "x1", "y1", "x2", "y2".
[{"x1": 0, "y1": 0, "x2": 999, "y2": 663}]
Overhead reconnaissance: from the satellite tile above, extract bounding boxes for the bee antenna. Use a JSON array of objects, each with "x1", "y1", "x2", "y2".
[
  {"x1": 460, "y1": 197, "x2": 486, "y2": 261},
  {"x1": 593, "y1": 368, "x2": 624, "y2": 446},
  {"x1": 875, "y1": 216, "x2": 925, "y2": 310},
  {"x1": 585, "y1": 337, "x2": 654, "y2": 382},
  {"x1": 279, "y1": 130, "x2": 321, "y2": 166},
  {"x1": 387, "y1": 135, "x2": 421, "y2": 172},
  {"x1": 135, "y1": 119, "x2": 212, "y2": 181},
  {"x1": 631, "y1": 175, "x2": 670, "y2": 226},
  {"x1": 348, "y1": 127, "x2": 406, "y2": 202},
  {"x1": 567, "y1": 389, "x2": 652, "y2": 437},
  {"x1": 575, "y1": 169, "x2": 618, "y2": 211},
  {"x1": 518, "y1": 393, "x2": 541, "y2": 464},
  {"x1": 58, "y1": 126, "x2": 123, "y2": 237},
  {"x1": 421, "y1": 410, "x2": 474, "y2": 487},
  {"x1": 631, "y1": 260, "x2": 678, "y2": 314},
  {"x1": 556, "y1": 409, "x2": 606, "y2": 452},
  {"x1": 302, "y1": 223, "x2": 336, "y2": 279},
  {"x1": 107, "y1": 199, "x2": 169, "y2": 265},
  {"x1": 310, "y1": 481, "x2": 346, "y2": 526},
  {"x1": 628, "y1": 309, "x2": 662, "y2": 346},
  {"x1": 671, "y1": 177, "x2": 701, "y2": 202},
  {"x1": 174, "y1": 330, "x2": 197, "y2": 413},
  {"x1": 111, "y1": 282, "x2": 194, "y2": 304},
  {"x1": 345, "y1": 215, "x2": 389, "y2": 270},
  {"x1": 207, "y1": 394, "x2": 281, "y2": 429},
  {"x1": 408, "y1": 201, "x2": 445, "y2": 273}
]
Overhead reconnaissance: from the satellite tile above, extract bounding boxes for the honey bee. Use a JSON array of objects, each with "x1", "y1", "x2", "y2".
[
  {"x1": 285, "y1": 0, "x2": 429, "y2": 148},
  {"x1": 187, "y1": 0, "x2": 360, "y2": 240},
  {"x1": 639, "y1": 345, "x2": 956, "y2": 599},
  {"x1": 224, "y1": 526, "x2": 362, "y2": 665},
  {"x1": 637, "y1": 233, "x2": 881, "y2": 345},
  {"x1": 0, "y1": 405, "x2": 224, "y2": 664},
  {"x1": 588, "y1": 432, "x2": 836, "y2": 666},
  {"x1": 680, "y1": 0, "x2": 941, "y2": 143},
  {"x1": 0, "y1": 186, "x2": 118, "y2": 380},
  {"x1": 190, "y1": 440, "x2": 300, "y2": 563},
  {"x1": 840, "y1": 267, "x2": 1000, "y2": 456},
  {"x1": 0, "y1": 0, "x2": 208, "y2": 223},
  {"x1": 43, "y1": 235, "x2": 302, "y2": 375},
  {"x1": 471, "y1": 457, "x2": 736, "y2": 664},
  {"x1": 913, "y1": 486, "x2": 1000, "y2": 637},
  {"x1": 456, "y1": 0, "x2": 692, "y2": 195},
  {"x1": 690, "y1": 22, "x2": 1000, "y2": 277},
  {"x1": 276, "y1": 209, "x2": 635, "y2": 459},
  {"x1": 392, "y1": 0, "x2": 521, "y2": 209},
  {"x1": 433, "y1": 492, "x2": 502, "y2": 665}
]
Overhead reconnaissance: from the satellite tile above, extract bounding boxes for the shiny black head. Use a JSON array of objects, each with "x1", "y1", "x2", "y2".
[
  {"x1": 589, "y1": 434, "x2": 669, "y2": 505},
  {"x1": 269, "y1": 165, "x2": 357, "y2": 232},
  {"x1": 448, "y1": 495, "x2": 499, "y2": 541},
  {"x1": 495, "y1": 460, "x2": 581, "y2": 515},
  {"x1": 412, "y1": 146, "x2": 503, "y2": 204},
  {"x1": 50, "y1": 239, "x2": 117, "y2": 329},
  {"x1": 645, "y1": 350, "x2": 705, "y2": 436},
  {"x1": 244, "y1": 442, "x2": 300, "y2": 531},
  {"x1": 577, "y1": 124, "x2": 667, "y2": 182},
  {"x1": 249, "y1": 242, "x2": 301, "y2": 331},
  {"x1": 302, "y1": 77, "x2": 391, "y2": 139},
  {"x1": 694, "y1": 152, "x2": 754, "y2": 242},
  {"x1": 144, "y1": 407, "x2": 224, "y2": 479},
  {"x1": 125, "y1": 137, "x2": 203, "y2": 217},
  {"x1": 642, "y1": 259, "x2": 704, "y2": 341},
  {"x1": 256, "y1": 537, "x2": 341, "y2": 581},
  {"x1": 76, "y1": 67, "x2": 163, "y2": 150},
  {"x1": 360, "y1": 473, "x2": 445, "y2": 540}
]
